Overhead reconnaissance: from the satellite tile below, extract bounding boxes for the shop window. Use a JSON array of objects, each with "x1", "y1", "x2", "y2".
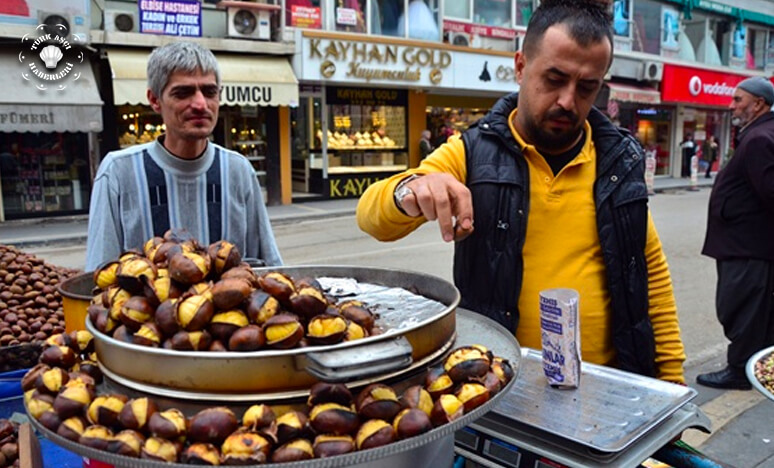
[
  {"x1": 290, "y1": 96, "x2": 322, "y2": 193},
  {"x1": 632, "y1": 0, "x2": 662, "y2": 55},
  {"x1": 118, "y1": 106, "x2": 164, "y2": 148},
  {"x1": 767, "y1": 31, "x2": 774, "y2": 71},
  {"x1": 376, "y1": 0, "x2": 439, "y2": 41},
  {"x1": 444, "y1": 0, "x2": 514, "y2": 28},
  {"x1": 747, "y1": 27, "x2": 767, "y2": 70},
  {"x1": 286, "y1": 0, "x2": 323, "y2": 29},
  {"x1": 376, "y1": 0, "x2": 406, "y2": 37},
  {"x1": 0, "y1": 133, "x2": 91, "y2": 218},
  {"x1": 335, "y1": 0, "x2": 368, "y2": 33}
]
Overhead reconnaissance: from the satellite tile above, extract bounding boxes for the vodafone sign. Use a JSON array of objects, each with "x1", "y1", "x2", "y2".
[{"x1": 661, "y1": 64, "x2": 761, "y2": 107}]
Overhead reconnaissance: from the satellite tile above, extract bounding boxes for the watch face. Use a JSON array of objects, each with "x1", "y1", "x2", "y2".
[{"x1": 396, "y1": 185, "x2": 413, "y2": 203}]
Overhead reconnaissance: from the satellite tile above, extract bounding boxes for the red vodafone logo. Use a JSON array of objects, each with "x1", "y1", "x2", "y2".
[{"x1": 662, "y1": 64, "x2": 754, "y2": 106}]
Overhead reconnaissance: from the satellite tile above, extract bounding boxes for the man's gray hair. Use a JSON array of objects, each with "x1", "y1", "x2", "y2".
[{"x1": 147, "y1": 42, "x2": 221, "y2": 97}]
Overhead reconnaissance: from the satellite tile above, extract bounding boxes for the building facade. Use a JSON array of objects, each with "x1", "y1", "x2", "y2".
[{"x1": 0, "y1": 0, "x2": 773, "y2": 219}]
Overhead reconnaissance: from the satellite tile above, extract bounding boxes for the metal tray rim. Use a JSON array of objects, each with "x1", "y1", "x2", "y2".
[{"x1": 746, "y1": 345, "x2": 774, "y2": 402}]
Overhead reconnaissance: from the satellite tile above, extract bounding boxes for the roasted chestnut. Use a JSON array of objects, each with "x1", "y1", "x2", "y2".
[
  {"x1": 108, "y1": 429, "x2": 145, "y2": 457},
  {"x1": 188, "y1": 407, "x2": 239, "y2": 445},
  {"x1": 455, "y1": 383, "x2": 490, "y2": 412},
  {"x1": 73, "y1": 361, "x2": 103, "y2": 384},
  {"x1": 169, "y1": 330, "x2": 213, "y2": 351},
  {"x1": 444, "y1": 347, "x2": 491, "y2": 382},
  {"x1": 168, "y1": 251, "x2": 211, "y2": 285},
  {"x1": 264, "y1": 314, "x2": 304, "y2": 349},
  {"x1": 21, "y1": 363, "x2": 50, "y2": 392},
  {"x1": 477, "y1": 371, "x2": 503, "y2": 396},
  {"x1": 118, "y1": 397, "x2": 158, "y2": 432},
  {"x1": 257, "y1": 272, "x2": 295, "y2": 305},
  {"x1": 111, "y1": 325, "x2": 134, "y2": 344},
  {"x1": 148, "y1": 408, "x2": 187, "y2": 440},
  {"x1": 209, "y1": 310, "x2": 249, "y2": 341},
  {"x1": 133, "y1": 322, "x2": 163, "y2": 347},
  {"x1": 393, "y1": 408, "x2": 433, "y2": 439},
  {"x1": 430, "y1": 394, "x2": 465, "y2": 427},
  {"x1": 242, "y1": 404, "x2": 275, "y2": 430},
  {"x1": 400, "y1": 385, "x2": 433, "y2": 417},
  {"x1": 289, "y1": 286, "x2": 328, "y2": 319},
  {"x1": 425, "y1": 366, "x2": 454, "y2": 400},
  {"x1": 355, "y1": 419, "x2": 395, "y2": 450},
  {"x1": 309, "y1": 403, "x2": 359, "y2": 436},
  {"x1": 37, "y1": 409, "x2": 62, "y2": 432},
  {"x1": 306, "y1": 314, "x2": 348, "y2": 345},
  {"x1": 79, "y1": 425, "x2": 114, "y2": 451},
  {"x1": 26, "y1": 391, "x2": 54, "y2": 420},
  {"x1": 117, "y1": 256, "x2": 157, "y2": 294},
  {"x1": 53, "y1": 384, "x2": 93, "y2": 419},
  {"x1": 221, "y1": 430, "x2": 271, "y2": 464},
  {"x1": 94, "y1": 261, "x2": 119, "y2": 290},
  {"x1": 119, "y1": 296, "x2": 155, "y2": 331},
  {"x1": 313, "y1": 434, "x2": 356, "y2": 458},
  {"x1": 182, "y1": 443, "x2": 221, "y2": 465},
  {"x1": 491, "y1": 357, "x2": 515, "y2": 386},
  {"x1": 356, "y1": 384, "x2": 402, "y2": 421},
  {"x1": 274, "y1": 411, "x2": 309, "y2": 444},
  {"x1": 344, "y1": 321, "x2": 368, "y2": 341},
  {"x1": 209, "y1": 278, "x2": 252, "y2": 311},
  {"x1": 35, "y1": 367, "x2": 69, "y2": 394},
  {"x1": 87, "y1": 394, "x2": 129, "y2": 428},
  {"x1": 57, "y1": 416, "x2": 88, "y2": 442},
  {"x1": 144, "y1": 276, "x2": 182, "y2": 304},
  {"x1": 307, "y1": 382, "x2": 353, "y2": 407},
  {"x1": 245, "y1": 290, "x2": 280, "y2": 325},
  {"x1": 220, "y1": 264, "x2": 259, "y2": 288},
  {"x1": 187, "y1": 281, "x2": 214, "y2": 297},
  {"x1": 39, "y1": 345, "x2": 77, "y2": 369},
  {"x1": 66, "y1": 330, "x2": 95, "y2": 354},
  {"x1": 271, "y1": 439, "x2": 314, "y2": 463},
  {"x1": 228, "y1": 324, "x2": 265, "y2": 351},
  {"x1": 338, "y1": 301, "x2": 376, "y2": 332},
  {"x1": 176, "y1": 294, "x2": 215, "y2": 331},
  {"x1": 154, "y1": 298, "x2": 181, "y2": 336},
  {"x1": 208, "y1": 240, "x2": 242, "y2": 275},
  {"x1": 141, "y1": 436, "x2": 179, "y2": 462}
]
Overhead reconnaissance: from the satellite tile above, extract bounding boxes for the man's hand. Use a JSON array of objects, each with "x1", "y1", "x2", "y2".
[{"x1": 398, "y1": 173, "x2": 474, "y2": 242}]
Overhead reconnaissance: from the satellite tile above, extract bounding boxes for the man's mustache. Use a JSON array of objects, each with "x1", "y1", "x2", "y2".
[{"x1": 545, "y1": 109, "x2": 579, "y2": 125}]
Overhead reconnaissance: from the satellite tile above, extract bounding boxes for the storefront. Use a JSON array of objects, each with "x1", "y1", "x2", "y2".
[
  {"x1": 603, "y1": 82, "x2": 674, "y2": 176},
  {"x1": 660, "y1": 64, "x2": 765, "y2": 177},
  {"x1": 0, "y1": 51, "x2": 103, "y2": 221},
  {"x1": 105, "y1": 49, "x2": 298, "y2": 205},
  {"x1": 291, "y1": 30, "x2": 520, "y2": 199}
]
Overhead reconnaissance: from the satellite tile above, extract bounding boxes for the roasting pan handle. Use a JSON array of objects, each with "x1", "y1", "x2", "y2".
[{"x1": 301, "y1": 337, "x2": 413, "y2": 382}]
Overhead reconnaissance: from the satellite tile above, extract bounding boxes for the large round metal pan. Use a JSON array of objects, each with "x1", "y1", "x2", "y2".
[
  {"x1": 746, "y1": 345, "x2": 774, "y2": 402},
  {"x1": 91, "y1": 266, "x2": 460, "y2": 398},
  {"x1": 31, "y1": 309, "x2": 520, "y2": 468}
]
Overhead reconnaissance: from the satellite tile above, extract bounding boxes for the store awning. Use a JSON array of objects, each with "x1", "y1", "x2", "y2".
[
  {"x1": 0, "y1": 53, "x2": 103, "y2": 133},
  {"x1": 109, "y1": 49, "x2": 299, "y2": 107},
  {"x1": 607, "y1": 82, "x2": 661, "y2": 105}
]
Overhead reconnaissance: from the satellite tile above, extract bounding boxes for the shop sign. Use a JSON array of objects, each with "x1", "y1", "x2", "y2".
[
  {"x1": 443, "y1": 19, "x2": 518, "y2": 40},
  {"x1": 299, "y1": 37, "x2": 452, "y2": 87},
  {"x1": 328, "y1": 175, "x2": 387, "y2": 198},
  {"x1": 220, "y1": 85, "x2": 275, "y2": 106},
  {"x1": 326, "y1": 87, "x2": 407, "y2": 106},
  {"x1": 139, "y1": 0, "x2": 201, "y2": 37},
  {"x1": 336, "y1": 7, "x2": 358, "y2": 26},
  {"x1": 451, "y1": 51, "x2": 520, "y2": 93},
  {"x1": 0, "y1": 110, "x2": 54, "y2": 126},
  {"x1": 291, "y1": 5, "x2": 322, "y2": 29},
  {"x1": 661, "y1": 64, "x2": 756, "y2": 107}
]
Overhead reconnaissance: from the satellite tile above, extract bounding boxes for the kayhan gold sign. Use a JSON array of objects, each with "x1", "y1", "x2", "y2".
[{"x1": 308, "y1": 38, "x2": 451, "y2": 85}]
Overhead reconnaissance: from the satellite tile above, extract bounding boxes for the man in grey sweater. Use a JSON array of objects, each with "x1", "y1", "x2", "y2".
[{"x1": 85, "y1": 42, "x2": 282, "y2": 271}]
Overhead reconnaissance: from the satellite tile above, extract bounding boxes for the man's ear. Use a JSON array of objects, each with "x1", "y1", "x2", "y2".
[
  {"x1": 514, "y1": 51, "x2": 526, "y2": 84},
  {"x1": 147, "y1": 89, "x2": 161, "y2": 113}
]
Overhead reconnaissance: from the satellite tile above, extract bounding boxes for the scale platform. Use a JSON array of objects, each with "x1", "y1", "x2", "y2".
[{"x1": 455, "y1": 349, "x2": 711, "y2": 468}]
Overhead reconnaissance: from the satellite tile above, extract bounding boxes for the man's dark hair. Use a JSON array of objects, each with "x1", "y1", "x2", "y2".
[{"x1": 522, "y1": 0, "x2": 613, "y2": 59}]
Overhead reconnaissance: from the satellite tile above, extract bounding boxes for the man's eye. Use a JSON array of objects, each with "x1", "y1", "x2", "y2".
[
  {"x1": 201, "y1": 86, "x2": 220, "y2": 98},
  {"x1": 172, "y1": 88, "x2": 195, "y2": 98}
]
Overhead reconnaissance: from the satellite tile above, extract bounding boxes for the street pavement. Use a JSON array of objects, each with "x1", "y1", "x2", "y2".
[{"x1": 3, "y1": 175, "x2": 773, "y2": 467}]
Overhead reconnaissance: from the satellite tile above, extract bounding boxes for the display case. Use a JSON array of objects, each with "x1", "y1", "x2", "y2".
[
  {"x1": 117, "y1": 106, "x2": 165, "y2": 148},
  {"x1": 222, "y1": 107, "x2": 270, "y2": 202}
]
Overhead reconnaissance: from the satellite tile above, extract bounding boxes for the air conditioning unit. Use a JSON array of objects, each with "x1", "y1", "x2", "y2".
[
  {"x1": 478, "y1": 36, "x2": 516, "y2": 52},
  {"x1": 226, "y1": 7, "x2": 271, "y2": 40},
  {"x1": 449, "y1": 32, "x2": 471, "y2": 47},
  {"x1": 639, "y1": 61, "x2": 664, "y2": 81},
  {"x1": 38, "y1": 11, "x2": 89, "y2": 44},
  {"x1": 105, "y1": 10, "x2": 138, "y2": 33}
]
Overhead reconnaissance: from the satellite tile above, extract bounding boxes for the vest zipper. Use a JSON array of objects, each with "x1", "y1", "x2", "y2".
[{"x1": 494, "y1": 187, "x2": 510, "y2": 252}]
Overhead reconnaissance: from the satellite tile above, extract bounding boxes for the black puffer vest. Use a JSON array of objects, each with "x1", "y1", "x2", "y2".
[{"x1": 454, "y1": 92, "x2": 656, "y2": 377}]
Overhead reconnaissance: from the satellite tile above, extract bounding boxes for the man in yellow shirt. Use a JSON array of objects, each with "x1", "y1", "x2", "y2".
[{"x1": 357, "y1": 0, "x2": 685, "y2": 384}]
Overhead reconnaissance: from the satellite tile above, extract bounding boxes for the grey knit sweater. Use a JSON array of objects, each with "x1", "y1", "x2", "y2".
[{"x1": 85, "y1": 139, "x2": 282, "y2": 271}]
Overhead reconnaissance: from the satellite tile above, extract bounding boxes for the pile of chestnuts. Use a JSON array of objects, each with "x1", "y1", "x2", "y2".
[
  {"x1": 24, "y1": 330, "x2": 515, "y2": 465},
  {"x1": 0, "y1": 419, "x2": 20, "y2": 467},
  {"x1": 88, "y1": 230, "x2": 379, "y2": 352},
  {"x1": 0, "y1": 244, "x2": 80, "y2": 371}
]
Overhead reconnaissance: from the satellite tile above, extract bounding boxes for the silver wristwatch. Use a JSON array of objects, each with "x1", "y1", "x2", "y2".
[{"x1": 393, "y1": 174, "x2": 421, "y2": 214}]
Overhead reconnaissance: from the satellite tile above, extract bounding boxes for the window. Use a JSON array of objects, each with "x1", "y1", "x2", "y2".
[
  {"x1": 335, "y1": 0, "x2": 368, "y2": 33},
  {"x1": 286, "y1": 0, "x2": 323, "y2": 29},
  {"x1": 473, "y1": 0, "x2": 511, "y2": 28},
  {"x1": 613, "y1": 0, "x2": 630, "y2": 37},
  {"x1": 516, "y1": 0, "x2": 533, "y2": 26},
  {"x1": 632, "y1": 0, "x2": 661, "y2": 55},
  {"x1": 375, "y1": 0, "x2": 405, "y2": 36},
  {"x1": 747, "y1": 27, "x2": 766, "y2": 70}
]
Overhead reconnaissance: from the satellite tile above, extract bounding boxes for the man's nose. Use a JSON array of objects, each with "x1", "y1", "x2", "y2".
[
  {"x1": 556, "y1": 85, "x2": 577, "y2": 112},
  {"x1": 190, "y1": 89, "x2": 207, "y2": 108}
]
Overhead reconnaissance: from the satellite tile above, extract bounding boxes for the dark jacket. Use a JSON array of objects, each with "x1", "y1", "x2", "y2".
[
  {"x1": 702, "y1": 112, "x2": 774, "y2": 261},
  {"x1": 454, "y1": 92, "x2": 656, "y2": 377}
]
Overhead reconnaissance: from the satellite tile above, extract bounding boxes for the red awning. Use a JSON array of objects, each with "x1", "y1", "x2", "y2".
[{"x1": 607, "y1": 82, "x2": 661, "y2": 105}]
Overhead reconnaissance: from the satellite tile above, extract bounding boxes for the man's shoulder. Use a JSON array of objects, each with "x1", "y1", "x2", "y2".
[{"x1": 99, "y1": 142, "x2": 155, "y2": 171}]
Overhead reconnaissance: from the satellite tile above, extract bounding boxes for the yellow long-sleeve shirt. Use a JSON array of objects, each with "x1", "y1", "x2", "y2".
[{"x1": 357, "y1": 111, "x2": 686, "y2": 384}]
